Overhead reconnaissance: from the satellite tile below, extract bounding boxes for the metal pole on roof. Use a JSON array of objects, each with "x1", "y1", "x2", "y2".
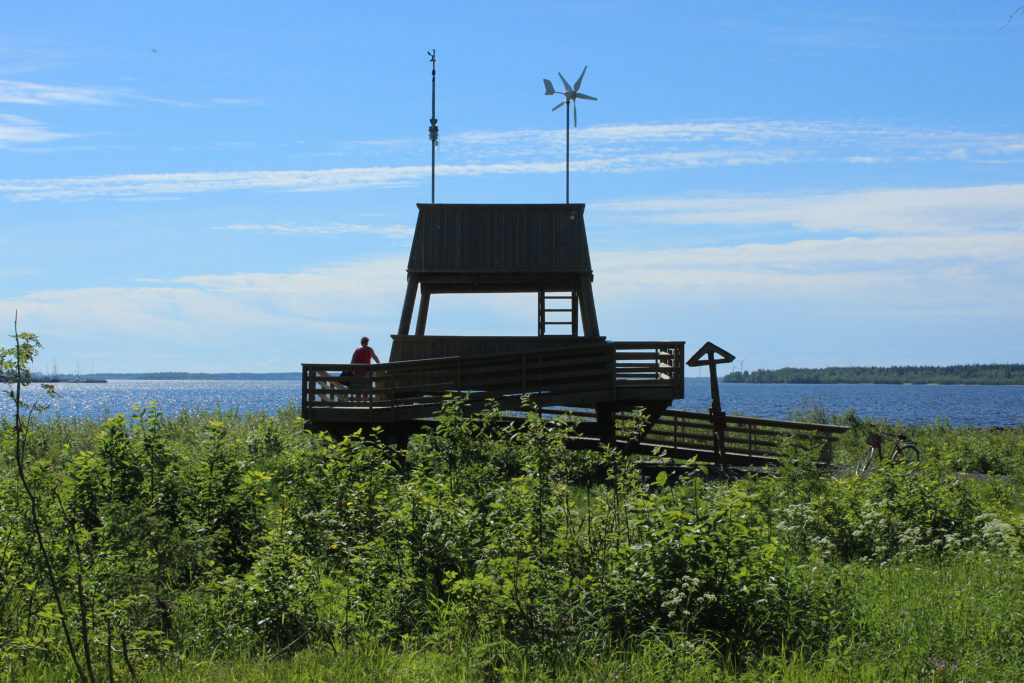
[{"x1": 428, "y1": 50, "x2": 438, "y2": 204}]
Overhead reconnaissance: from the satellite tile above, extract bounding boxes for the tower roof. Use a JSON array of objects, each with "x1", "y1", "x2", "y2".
[{"x1": 408, "y1": 203, "x2": 592, "y2": 275}]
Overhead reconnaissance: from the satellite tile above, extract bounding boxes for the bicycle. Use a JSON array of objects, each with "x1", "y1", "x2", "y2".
[{"x1": 856, "y1": 432, "x2": 920, "y2": 475}]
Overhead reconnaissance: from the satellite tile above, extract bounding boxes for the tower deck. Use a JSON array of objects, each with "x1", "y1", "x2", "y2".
[{"x1": 303, "y1": 340, "x2": 684, "y2": 426}]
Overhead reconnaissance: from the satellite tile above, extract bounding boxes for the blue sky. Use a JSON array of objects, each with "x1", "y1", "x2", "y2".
[{"x1": 2, "y1": 2, "x2": 1023, "y2": 373}]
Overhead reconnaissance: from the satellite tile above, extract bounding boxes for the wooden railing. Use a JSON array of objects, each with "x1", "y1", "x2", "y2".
[
  {"x1": 302, "y1": 341, "x2": 684, "y2": 412},
  {"x1": 538, "y1": 406, "x2": 848, "y2": 467},
  {"x1": 643, "y1": 410, "x2": 847, "y2": 466},
  {"x1": 612, "y1": 342, "x2": 685, "y2": 395}
]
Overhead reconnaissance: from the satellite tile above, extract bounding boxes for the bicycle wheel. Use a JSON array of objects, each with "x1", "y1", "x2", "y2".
[
  {"x1": 894, "y1": 443, "x2": 920, "y2": 465},
  {"x1": 856, "y1": 447, "x2": 875, "y2": 475}
]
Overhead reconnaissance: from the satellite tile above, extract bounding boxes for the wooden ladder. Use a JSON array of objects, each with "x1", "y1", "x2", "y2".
[{"x1": 538, "y1": 290, "x2": 578, "y2": 336}]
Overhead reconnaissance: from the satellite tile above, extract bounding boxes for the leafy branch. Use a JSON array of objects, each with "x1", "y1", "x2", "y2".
[{"x1": 3, "y1": 314, "x2": 93, "y2": 682}]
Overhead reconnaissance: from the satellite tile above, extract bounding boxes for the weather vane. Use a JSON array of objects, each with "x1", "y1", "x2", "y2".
[
  {"x1": 428, "y1": 49, "x2": 439, "y2": 203},
  {"x1": 543, "y1": 66, "x2": 597, "y2": 205}
]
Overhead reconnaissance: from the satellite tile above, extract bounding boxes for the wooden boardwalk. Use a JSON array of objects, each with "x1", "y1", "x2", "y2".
[{"x1": 302, "y1": 341, "x2": 847, "y2": 468}]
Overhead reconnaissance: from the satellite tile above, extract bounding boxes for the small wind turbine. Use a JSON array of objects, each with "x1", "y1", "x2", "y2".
[{"x1": 544, "y1": 66, "x2": 597, "y2": 204}]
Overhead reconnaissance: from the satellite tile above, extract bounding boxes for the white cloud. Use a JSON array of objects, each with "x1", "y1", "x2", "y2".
[
  {"x1": 305, "y1": 118, "x2": 1024, "y2": 180},
  {"x1": 0, "y1": 79, "x2": 115, "y2": 105},
  {"x1": 0, "y1": 257, "x2": 411, "y2": 369},
  {"x1": 597, "y1": 232, "x2": 1023, "y2": 272},
  {"x1": 1, "y1": 108, "x2": 1023, "y2": 197},
  {"x1": 212, "y1": 222, "x2": 412, "y2": 238},
  {"x1": 170, "y1": 258, "x2": 407, "y2": 299},
  {"x1": 591, "y1": 228, "x2": 1024, "y2": 322},
  {"x1": 0, "y1": 114, "x2": 74, "y2": 147},
  {"x1": 447, "y1": 120, "x2": 1024, "y2": 162},
  {"x1": 0, "y1": 78, "x2": 237, "y2": 113},
  {"x1": 0, "y1": 268, "x2": 37, "y2": 278},
  {"x1": 843, "y1": 156, "x2": 887, "y2": 164},
  {"x1": 606, "y1": 235, "x2": 1021, "y2": 279},
  {"x1": 0, "y1": 152, "x2": 794, "y2": 201},
  {"x1": 4, "y1": 228, "x2": 1021, "y2": 371},
  {"x1": 212, "y1": 97, "x2": 267, "y2": 106},
  {"x1": 595, "y1": 184, "x2": 1024, "y2": 235},
  {"x1": 5, "y1": 116, "x2": 1024, "y2": 198},
  {"x1": 0, "y1": 165, "x2": 429, "y2": 200}
]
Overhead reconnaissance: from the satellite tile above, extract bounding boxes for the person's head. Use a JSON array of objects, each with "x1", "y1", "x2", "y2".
[{"x1": 360, "y1": 336, "x2": 369, "y2": 346}]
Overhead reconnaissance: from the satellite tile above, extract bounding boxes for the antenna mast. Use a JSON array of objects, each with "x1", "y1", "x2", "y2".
[{"x1": 428, "y1": 49, "x2": 438, "y2": 203}]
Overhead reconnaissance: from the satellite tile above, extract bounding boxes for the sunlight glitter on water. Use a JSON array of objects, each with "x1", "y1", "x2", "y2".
[{"x1": 3, "y1": 378, "x2": 1023, "y2": 427}]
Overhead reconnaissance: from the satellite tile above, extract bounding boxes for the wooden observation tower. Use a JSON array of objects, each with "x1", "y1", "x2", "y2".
[
  {"x1": 299, "y1": 203, "x2": 846, "y2": 465},
  {"x1": 302, "y1": 201, "x2": 687, "y2": 445}
]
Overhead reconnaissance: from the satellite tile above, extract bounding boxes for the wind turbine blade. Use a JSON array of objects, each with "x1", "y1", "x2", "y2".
[
  {"x1": 558, "y1": 72, "x2": 572, "y2": 92},
  {"x1": 573, "y1": 100, "x2": 577, "y2": 127},
  {"x1": 543, "y1": 79, "x2": 556, "y2": 95},
  {"x1": 576, "y1": 93, "x2": 597, "y2": 101},
  {"x1": 552, "y1": 100, "x2": 565, "y2": 111},
  {"x1": 573, "y1": 65, "x2": 587, "y2": 92}
]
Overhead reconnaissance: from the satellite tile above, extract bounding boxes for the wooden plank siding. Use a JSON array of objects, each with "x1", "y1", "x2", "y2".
[
  {"x1": 409, "y1": 204, "x2": 592, "y2": 274},
  {"x1": 390, "y1": 334, "x2": 608, "y2": 363}
]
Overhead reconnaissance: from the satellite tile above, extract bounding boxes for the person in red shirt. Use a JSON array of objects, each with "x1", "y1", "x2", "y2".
[
  {"x1": 351, "y1": 337, "x2": 381, "y2": 366},
  {"x1": 348, "y1": 337, "x2": 381, "y2": 400}
]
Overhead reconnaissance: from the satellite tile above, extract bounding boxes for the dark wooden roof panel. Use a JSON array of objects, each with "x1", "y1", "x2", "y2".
[{"x1": 409, "y1": 203, "x2": 593, "y2": 273}]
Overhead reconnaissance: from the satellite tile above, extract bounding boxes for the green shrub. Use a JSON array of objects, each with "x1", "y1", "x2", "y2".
[
  {"x1": 776, "y1": 465, "x2": 995, "y2": 562},
  {"x1": 2, "y1": 395, "x2": 1022, "y2": 678}
]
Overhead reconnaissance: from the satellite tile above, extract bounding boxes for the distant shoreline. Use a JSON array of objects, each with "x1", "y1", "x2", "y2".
[
  {"x1": 5, "y1": 375, "x2": 108, "y2": 384},
  {"x1": 24, "y1": 372, "x2": 302, "y2": 381},
  {"x1": 722, "y1": 363, "x2": 1024, "y2": 385},
  {"x1": 17, "y1": 366, "x2": 1022, "y2": 385}
]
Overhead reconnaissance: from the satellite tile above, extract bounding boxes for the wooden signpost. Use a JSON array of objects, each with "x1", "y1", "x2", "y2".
[{"x1": 686, "y1": 342, "x2": 736, "y2": 469}]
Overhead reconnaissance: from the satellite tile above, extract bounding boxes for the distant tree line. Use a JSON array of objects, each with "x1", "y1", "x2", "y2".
[
  {"x1": 721, "y1": 364, "x2": 1024, "y2": 385},
  {"x1": 31, "y1": 371, "x2": 303, "y2": 381}
]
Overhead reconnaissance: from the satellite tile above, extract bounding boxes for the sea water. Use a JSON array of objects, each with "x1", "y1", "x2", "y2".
[{"x1": 2, "y1": 378, "x2": 1022, "y2": 427}]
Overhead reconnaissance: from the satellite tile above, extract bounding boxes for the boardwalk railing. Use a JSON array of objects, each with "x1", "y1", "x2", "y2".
[
  {"x1": 538, "y1": 406, "x2": 848, "y2": 468},
  {"x1": 641, "y1": 409, "x2": 847, "y2": 467},
  {"x1": 302, "y1": 341, "x2": 684, "y2": 413}
]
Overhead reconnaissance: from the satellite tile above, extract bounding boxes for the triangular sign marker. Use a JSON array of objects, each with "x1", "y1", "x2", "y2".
[{"x1": 686, "y1": 342, "x2": 735, "y2": 367}]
